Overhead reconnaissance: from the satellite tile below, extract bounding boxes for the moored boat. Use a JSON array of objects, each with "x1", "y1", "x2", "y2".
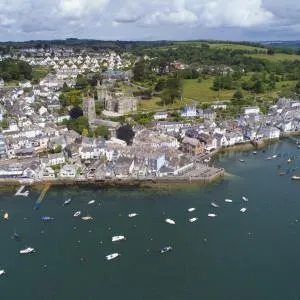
[
  {"x1": 106, "y1": 253, "x2": 120, "y2": 261},
  {"x1": 88, "y1": 200, "x2": 95, "y2": 205},
  {"x1": 3, "y1": 212, "x2": 8, "y2": 220},
  {"x1": 63, "y1": 198, "x2": 71, "y2": 206},
  {"x1": 112, "y1": 235, "x2": 126, "y2": 242},
  {"x1": 225, "y1": 199, "x2": 233, "y2": 203},
  {"x1": 73, "y1": 211, "x2": 81, "y2": 217},
  {"x1": 242, "y1": 196, "x2": 248, "y2": 202},
  {"x1": 208, "y1": 213, "x2": 217, "y2": 218},
  {"x1": 240, "y1": 208, "x2": 247, "y2": 213},
  {"x1": 253, "y1": 151, "x2": 257, "y2": 155},
  {"x1": 189, "y1": 217, "x2": 198, "y2": 223},
  {"x1": 187, "y1": 208, "x2": 196, "y2": 212},
  {"x1": 165, "y1": 218, "x2": 175, "y2": 225},
  {"x1": 128, "y1": 213, "x2": 138, "y2": 218},
  {"x1": 81, "y1": 215, "x2": 93, "y2": 221},
  {"x1": 211, "y1": 202, "x2": 219, "y2": 208},
  {"x1": 292, "y1": 176, "x2": 300, "y2": 180},
  {"x1": 41, "y1": 216, "x2": 54, "y2": 221},
  {"x1": 0, "y1": 270, "x2": 5, "y2": 276},
  {"x1": 160, "y1": 246, "x2": 173, "y2": 254},
  {"x1": 239, "y1": 159, "x2": 245, "y2": 163},
  {"x1": 19, "y1": 247, "x2": 35, "y2": 254}
]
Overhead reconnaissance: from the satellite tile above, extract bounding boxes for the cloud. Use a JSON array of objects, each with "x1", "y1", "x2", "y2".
[{"x1": 0, "y1": 0, "x2": 299, "y2": 41}]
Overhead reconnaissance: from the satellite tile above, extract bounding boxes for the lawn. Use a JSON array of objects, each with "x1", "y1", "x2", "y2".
[
  {"x1": 246, "y1": 53, "x2": 300, "y2": 62},
  {"x1": 183, "y1": 78, "x2": 235, "y2": 101}
]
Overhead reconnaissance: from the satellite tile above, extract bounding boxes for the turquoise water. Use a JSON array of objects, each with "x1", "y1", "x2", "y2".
[{"x1": 1, "y1": 140, "x2": 300, "y2": 299}]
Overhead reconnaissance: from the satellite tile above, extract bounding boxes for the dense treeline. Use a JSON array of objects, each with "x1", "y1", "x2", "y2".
[{"x1": 0, "y1": 59, "x2": 32, "y2": 81}]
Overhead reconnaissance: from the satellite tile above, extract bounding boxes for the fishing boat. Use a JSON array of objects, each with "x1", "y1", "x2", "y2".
[
  {"x1": 211, "y1": 202, "x2": 219, "y2": 208},
  {"x1": 73, "y1": 211, "x2": 81, "y2": 217},
  {"x1": 292, "y1": 176, "x2": 300, "y2": 180},
  {"x1": 81, "y1": 215, "x2": 93, "y2": 221},
  {"x1": 128, "y1": 213, "x2": 138, "y2": 218},
  {"x1": 165, "y1": 218, "x2": 175, "y2": 225},
  {"x1": 187, "y1": 208, "x2": 196, "y2": 212},
  {"x1": 240, "y1": 208, "x2": 247, "y2": 213},
  {"x1": 242, "y1": 196, "x2": 248, "y2": 202},
  {"x1": 88, "y1": 200, "x2": 95, "y2": 205},
  {"x1": 3, "y1": 212, "x2": 8, "y2": 220},
  {"x1": 225, "y1": 199, "x2": 233, "y2": 203},
  {"x1": 160, "y1": 246, "x2": 173, "y2": 254},
  {"x1": 208, "y1": 213, "x2": 217, "y2": 218},
  {"x1": 189, "y1": 217, "x2": 198, "y2": 223},
  {"x1": 19, "y1": 247, "x2": 35, "y2": 255},
  {"x1": 41, "y1": 216, "x2": 54, "y2": 221},
  {"x1": 112, "y1": 235, "x2": 126, "y2": 242},
  {"x1": 63, "y1": 198, "x2": 71, "y2": 206},
  {"x1": 106, "y1": 253, "x2": 120, "y2": 261},
  {"x1": 0, "y1": 270, "x2": 5, "y2": 276}
]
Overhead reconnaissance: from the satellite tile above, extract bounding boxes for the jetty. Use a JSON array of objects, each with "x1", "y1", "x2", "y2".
[
  {"x1": 34, "y1": 184, "x2": 50, "y2": 210},
  {"x1": 15, "y1": 185, "x2": 29, "y2": 197}
]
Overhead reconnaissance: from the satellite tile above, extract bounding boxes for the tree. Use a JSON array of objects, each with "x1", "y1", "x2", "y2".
[
  {"x1": 75, "y1": 75, "x2": 89, "y2": 89},
  {"x1": 69, "y1": 106, "x2": 83, "y2": 119},
  {"x1": 267, "y1": 48, "x2": 275, "y2": 55},
  {"x1": 50, "y1": 145, "x2": 62, "y2": 154},
  {"x1": 116, "y1": 125, "x2": 135, "y2": 145},
  {"x1": 94, "y1": 125, "x2": 109, "y2": 139},
  {"x1": 82, "y1": 128, "x2": 89, "y2": 137},
  {"x1": 233, "y1": 90, "x2": 244, "y2": 101},
  {"x1": 133, "y1": 60, "x2": 146, "y2": 81}
]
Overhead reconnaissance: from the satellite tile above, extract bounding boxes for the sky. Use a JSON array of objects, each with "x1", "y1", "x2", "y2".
[{"x1": 0, "y1": 0, "x2": 299, "y2": 42}]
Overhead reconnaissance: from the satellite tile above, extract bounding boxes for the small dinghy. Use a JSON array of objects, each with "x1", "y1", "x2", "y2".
[
  {"x1": 128, "y1": 213, "x2": 138, "y2": 218},
  {"x1": 3, "y1": 212, "x2": 8, "y2": 220},
  {"x1": 106, "y1": 253, "x2": 120, "y2": 261},
  {"x1": 81, "y1": 215, "x2": 93, "y2": 221},
  {"x1": 208, "y1": 213, "x2": 217, "y2": 218},
  {"x1": 240, "y1": 208, "x2": 247, "y2": 213},
  {"x1": 242, "y1": 196, "x2": 248, "y2": 202},
  {"x1": 63, "y1": 198, "x2": 71, "y2": 206},
  {"x1": 187, "y1": 208, "x2": 196, "y2": 212},
  {"x1": 0, "y1": 270, "x2": 5, "y2": 276},
  {"x1": 211, "y1": 202, "x2": 219, "y2": 208},
  {"x1": 41, "y1": 216, "x2": 54, "y2": 221},
  {"x1": 189, "y1": 217, "x2": 198, "y2": 223},
  {"x1": 112, "y1": 235, "x2": 126, "y2": 242},
  {"x1": 19, "y1": 247, "x2": 35, "y2": 255},
  {"x1": 239, "y1": 159, "x2": 245, "y2": 163},
  {"x1": 73, "y1": 211, "x2": 81, "y2": 217},
  {"x1": 225, "y1": 199, "x2": 233, "y2": 203},
  {"x1": 88, "y1": 200, "x2": 95, "y2": 205},
  {"x1": 165, "y1": 218, "x2": 175, "y2": 225},
  {"x1": 160, "y1": 246, "x2": 173, "y2": 254}
]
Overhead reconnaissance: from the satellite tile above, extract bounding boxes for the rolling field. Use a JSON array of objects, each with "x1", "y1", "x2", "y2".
[{"x1": 246, "y1": 53, "x2": 300, "y2": 61}]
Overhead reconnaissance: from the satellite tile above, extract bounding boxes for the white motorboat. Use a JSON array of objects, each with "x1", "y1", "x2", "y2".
[
  {"x1": 106, "y1": 253, "x2": 120, "y2": 261},
  {"x1": 189, "y1": 217, "x2": 198, "y2": 223},
  {"x1": 273, "y1": 155, "x2": 278, "y2": 158},
  {"x1": 187, "y1": 208, "x2": 196, "y2": 212},
  {"x1": 81, "y1": 215, "x2": 93, "y2": 221},
  {"x1": 211, "y1": 202, "x2": 219, "y2": 208},
  {"x1": 112, "y1": 235, "x2": 126, "y2": 242},
  {"x1": 88, "y1": 200, "x2": 95, "y2": 205},
  {"x1": 0, "y1": 270, "x2": 5, "y2": 276},
  {"x1": 19, "y1": 247, "x2": 35, "y2": 254},
  {"x1": 73, "y1": 211, "x2": 81, "y2": 217},
  {"x1": 225, "y1": 199, "x2": 233, "y2": 203},
  {"x1": 208, "y1": 213, "x2": 217, "y2": 218},
  {"x1": 128, "y1": 213, "x2": 138, "y2": 218},
  {"x1": 240, "y1": 208, "x2": 247, "y2": 213},
  {"x1": 242, "y1": 196, "x2": 248, "y2": 202},
  {"x1": 165, "y1": 218, "x2": 175, "y2": 225},
  {"x1": 3, "y1": 212, "x2": 8, "y2": 220},
  {"x1": 63, "y1": 198, "x2": 71, "y2": 206},
  {"x1": 160, "y1": 246, "x2": 173, "y2": 254}
]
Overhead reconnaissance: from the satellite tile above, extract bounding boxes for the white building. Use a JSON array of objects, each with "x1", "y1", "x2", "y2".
[
  {"x1": 154, "y1": 112, "x2": 168, "y2": 120},
  {"x1": 59, "y1": 164, "x2": 78, "y2": 178},
  {"x1": 243, "y1": 106, "x2": 260, "y2": 115}
]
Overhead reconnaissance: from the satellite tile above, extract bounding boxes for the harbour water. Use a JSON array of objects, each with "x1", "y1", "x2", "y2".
[{"x1": 1, "y1": 139, "x2": 300, "y2": 299}]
